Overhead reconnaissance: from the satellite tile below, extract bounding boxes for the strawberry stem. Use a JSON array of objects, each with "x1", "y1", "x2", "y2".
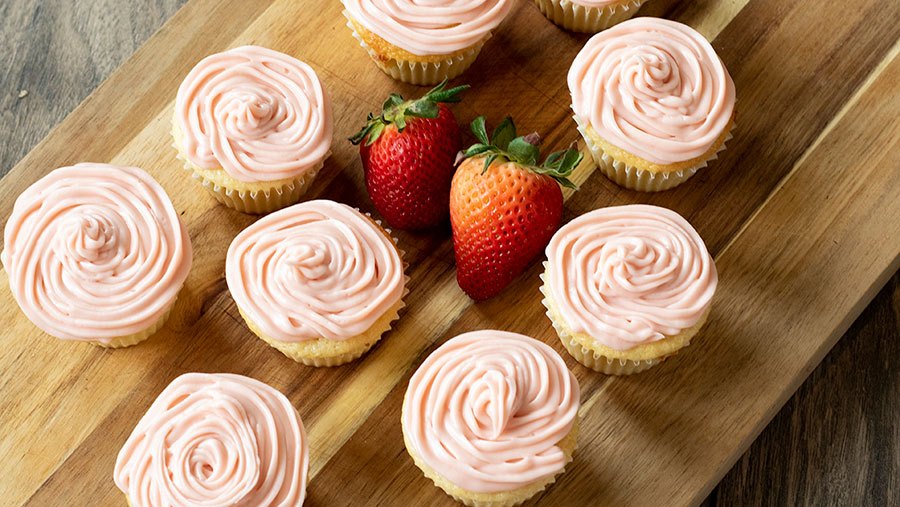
[
  {"x1": 349, "y1": 80, "x2": 469, "y2": 146},
  {"x1": 460, "y1": 116, "x2": 582, "y2": 189}
]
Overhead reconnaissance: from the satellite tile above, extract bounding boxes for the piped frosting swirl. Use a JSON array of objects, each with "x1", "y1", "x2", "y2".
[
  {"x1": 568, "y1": 17, "x2": 735, "y2": 165},
  {"x1": 403, "y1": 330, "x2": 580, "y2": 493},
  {"x1": 341, "y1": 0, "x2": 513, "y2": 56},
  {"x1": 226, "y1": 200, "x2": 405, "y2": 342},
  {"x1": 175, "y1": 45, "x2": 333, "y2": 183},
  {"x1": 1, "y1": 163, "x2": 192, "y2": 343},
  {"x1": 545, "y1": 204, "x2": 717, "y2": 350},
  {"x1": 114, "y1": 373, "x2": 308, "y2": 506}
]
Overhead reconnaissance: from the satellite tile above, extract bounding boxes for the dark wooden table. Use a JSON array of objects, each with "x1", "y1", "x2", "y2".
[{"x1": 1, "y1": 1, "x2": 896, "y2": 505}]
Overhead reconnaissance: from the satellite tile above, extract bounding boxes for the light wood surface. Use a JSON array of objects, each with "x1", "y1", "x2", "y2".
[{"x1": 1, "y1": 0, "x2": 898, "y2": 505}]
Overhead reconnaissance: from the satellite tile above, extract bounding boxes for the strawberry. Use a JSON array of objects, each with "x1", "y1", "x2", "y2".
[
  {"x1": 450, "y1": 116, "x2": 581, "y2": 301},
  {"x1": 350, "y1": 80, "x2": 468, "y2": 230}
]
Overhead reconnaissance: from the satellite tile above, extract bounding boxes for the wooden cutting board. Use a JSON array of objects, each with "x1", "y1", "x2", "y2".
[{"x1": 1, "y1": 0, "x2": 898, "y2": 505}]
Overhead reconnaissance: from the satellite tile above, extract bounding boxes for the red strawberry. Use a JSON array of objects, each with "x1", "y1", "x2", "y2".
[
  {"x1": 450, "y1": 116, "x2": 581, "y2": 301},
  {"x1": 350, "y1": 80, "x2": 468, "y2": 230}
]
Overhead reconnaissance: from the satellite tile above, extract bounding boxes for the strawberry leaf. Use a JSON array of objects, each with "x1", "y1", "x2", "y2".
[
  {"x1": 491, "y1": 117, "x2": 516, "y2": 151},
  {"x1": 428, "y1": 83, "x2": 470, "y2": 103},
  {"x1": 507, "y1": 136, "x2": 539, "y2": 166},
  {"x1": 383, "y1": 93, "x2": 404, "y2": 112},
  {"x1": 471, "y1": 116, "x2": 489, "y2": 145},
  {"x1": 393, "y1": 114, "x2": 407, "y2": 131},
  {"x1": 534, "y1": 147, "x2": 581, "y2": 188},
  {"x1": 458, "y1": 116, "x2": 582, "y2": 192},
  {"x1": 543, "y1": 151, "x2": 563, "y2": 169},
  {"x1": 554, "y1": 176, "x2": 579, "y2": 189},
  {"x1": 464, "y1": 143, "x2": 492, "y2": 157},
  {"x1": 365, "y1": 123, "x2": 385, "y2": 147},
  {"x1": 532, "y1": 165, "x2": 578, "y2": 188},
  {"x1": 405, "y1": 100, "x2": 439, "y2": 118},
  {"x1": 557, "y1": 148, "x2": 583, "y2": 173},
  {"x1": 348, "y1": 125, "x2": 369, "y2": 145},
  {"x1": 482, "y1": 153, "x2": 499, "y2": 174},
  {"x1": 350, "y1": 80, "x2": 468, "y2": 145}
]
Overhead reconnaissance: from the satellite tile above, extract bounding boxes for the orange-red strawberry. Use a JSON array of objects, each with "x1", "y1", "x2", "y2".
[
  {"x1": 350, "y1": 81, "x2": 468, "y2": 230},
  {"x1": 450, "y1": 116, "x2": 581, "y2": 301}
]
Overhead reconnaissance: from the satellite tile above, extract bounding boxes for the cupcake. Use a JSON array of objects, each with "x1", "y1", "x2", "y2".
[
  {"x1": 534, "y1": 0, "x2": 648, "y2": 33},
  {"x1": 403, "y1": 330, "x2": 580, "y2": 506},
  {"x1": 568, "y1": 18, "x2": 735, "y2": 191},
  {"x1": 114, "y1": 373, "x2": 308, "y2": 506},
  {"x1": 541, "y1": 205, "x2": 717, "y2": 374},
  {"x1": 1, "y1": 163, "x2": 192, "y2": 348},
  {"x1": 342, "y1": 0, "x2": 513, "y2": 85},
  {"x1": 226, "y1": 199, "x2": 407, "y2": 366},
  {"x1": 173, "y1": 45, "x2": 333, "y2": 214}
]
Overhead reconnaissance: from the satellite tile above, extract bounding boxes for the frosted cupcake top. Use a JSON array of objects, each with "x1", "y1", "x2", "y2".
[
  {"x1": 114, "y1": 373, "x2": 308, "y2": 506},
  {"x1": 403, "y1": 330, "x2": 580, "y2": 493},
  {"x1": 175, "y1": 45, "x2": 333, "y2": 183},
  {"x1": 226, "y1": 200, "x2": 405, "y2": 342},
  {"x1": 1, "y1": 163, "x2": 192, "y2": 344},
  {"x1": 545, "y1": 205, "x2": 716, "y2": 350},
  {"x1": 342, "y1": 0, "x2": 513, "y2": 56},
  {"x1": 568, "y1": 17, "x2": 735, "y2": 165}
]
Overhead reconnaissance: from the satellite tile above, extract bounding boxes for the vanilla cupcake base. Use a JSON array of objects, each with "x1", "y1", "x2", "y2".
[
  {"x1": 190, "y1": 164, "x2": 322, "y2": 215},
  {"x1": 534, "y1": 0, "x2": 646, "y2": 33},
  {"x1": 172, "y1": 122, "x2": 325, "y2": 214},
  {"x1": 574, "y1": 114, "x2": 734, "y2": 192},
  {"x1": 555, "y1": 329, "x2": 662, "y2": 375},
  {"x1": 91, "y1": 302, "x2": 175, "y2": 349},
  {"x1": 540, "y1": 264, "x2": 710, "y2": 374},
  {"x1": 402, "y1": 404, "x2": 579, "y2": 507},
  {"x1": 238, "y1": 296, "x2": 406, "y2": 366},
  {"x1": 344, "y1": 11, "x2": 486, "y2": 85}
]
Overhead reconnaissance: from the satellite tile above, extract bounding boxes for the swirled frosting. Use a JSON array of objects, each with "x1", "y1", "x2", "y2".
[
  {"x1": 403, "y1": 330, "x2": 580, "y2": 493},
  {"x1": 342, "y1": 0, "x2": 513, "y2": 56},
  {"x1": 568, "y1": 17, "x2": 735, "y2": 165},
  {"x1": 546, "y1": 205, "x2": 716, "y2": 350},
  {"x1": 175, "y1": 45, "x2": 333, "y2": 183},
  {"x1": 114, "y1": 373, "x2": 308, "y2": 506},
  {"x1": 226, "y1": 200, "x2": 405, "y2": 342},
  {"x1": 1, "y1": 163, "x2": 192, "y2": 343}
]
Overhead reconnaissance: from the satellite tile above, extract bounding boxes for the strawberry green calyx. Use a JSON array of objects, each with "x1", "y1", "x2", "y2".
[
  {"x1": 461, "y1": 116, "x2": 581, "y2": 189},
  {"x1": 349, "y1": 79, "x2": 470, "y2": 146}
]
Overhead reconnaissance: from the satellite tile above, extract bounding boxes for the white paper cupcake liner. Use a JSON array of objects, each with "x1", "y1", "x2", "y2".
[
  {"x1": 574, "y1": 114, "x2": 734, "y2": 192},
  {"x1": 534, "y1": 0, "x2": 646, "y2": 33},
  {"x1": 194, "y1": 164, "x2": 322, "y2": 214},
  {"x1": 539, "y1": 264, "x2": 663, "y2": 375},
  {"x1": 292, "y1": 340, "x2": 382, "y2": 367},
  {"x1": 265, "y1": 294, "x2": 403, "y2": 366},
  {"x1": 182, "y1": 154, "x2": 325, "y2": 215},
  {"x1": 409, "y1": 447, "x2": 565, "y2": 507},
  {"x1": 173, "y1": 132, "x2": 326, "y2": 214},
  {"x1": 344, "y1": 10, "x2": 486, "y2": 85},
  {"x1": 244, "y1": 285, "x2": 408, "y2": 366},
  {"x1": 556, "y1": 330, "x2": 662, "y2": 374}
]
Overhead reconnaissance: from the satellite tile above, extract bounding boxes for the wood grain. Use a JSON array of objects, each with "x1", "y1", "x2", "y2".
[
  {"x1": 703, "y1": 276, "x2": 900, "y2": 507},
  {"x1": 0, "y1": 0, "x2": 897, "y2": 506},
  {"x1": 0, "y1": 0, "x2": 186, "y2": 174}
]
